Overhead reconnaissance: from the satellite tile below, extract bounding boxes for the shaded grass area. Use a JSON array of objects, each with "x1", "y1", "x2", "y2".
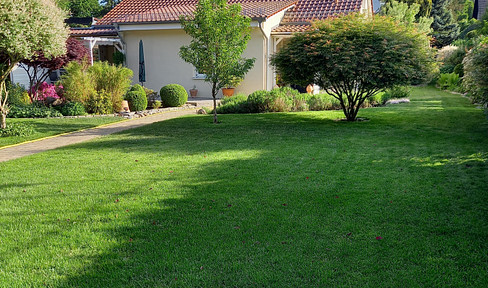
[
  {"x1": 0, "y1": 117, "x2": 123, "y2": 148},
  {"x1": 0, "y1": 86, "x2": 487, "y2": 287}
]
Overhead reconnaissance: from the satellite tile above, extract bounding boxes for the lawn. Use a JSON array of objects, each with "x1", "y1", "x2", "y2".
[
  {"x1": 0, "y1": 117, "x2": 124, "y2": 148},
  {"x1": 0, "y1": 86, "x2": 487, "y2": 287}
]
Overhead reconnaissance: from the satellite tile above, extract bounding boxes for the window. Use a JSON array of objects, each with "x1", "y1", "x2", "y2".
[{"x1": 193, "y1": 68, "x2": 206, "y2": 79}]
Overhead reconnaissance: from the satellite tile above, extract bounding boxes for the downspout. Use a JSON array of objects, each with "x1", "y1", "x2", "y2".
[
  {"x1": 114, "y1": 23, "x2": 127, "y2": 66},
  {"x1": 258, "y1": 19, "x2": 269, "y2": 90}
]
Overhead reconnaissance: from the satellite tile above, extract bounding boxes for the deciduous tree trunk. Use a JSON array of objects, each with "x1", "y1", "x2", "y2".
[{"x1": 1, "y1": 113, "x2": 6, "y2": 129}]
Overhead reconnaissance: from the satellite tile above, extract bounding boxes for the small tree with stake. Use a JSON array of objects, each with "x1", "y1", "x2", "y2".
[
  {"x1": 271, "y1": 13, "x2": 435, "y2": 121},
  {"x1": 0, "y1": 0, "x2": 68, "y2": 129},
  {"x1": 179, "y1": 0, "x2": 255, "y2": 123}
]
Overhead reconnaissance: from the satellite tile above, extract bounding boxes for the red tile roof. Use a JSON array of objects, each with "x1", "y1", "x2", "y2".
[
  {"x1": 118, "y1": 1, "x2": 296, "y2": 23},
  {"x1": 281, "y1": 0, "x2": 362, "y2": 23},
  {"x1": 70, "y1": 26, "x2": 118, "y2": 37},
  {"x1": 98, "y1": 0, "x2": 363, "y2": 26},
  {"x1": 99, "y1": 0, "x2": 297, "y2": 24},
  {"x1": 271, "y1": 24, "x2": 311, "y2": 33}
]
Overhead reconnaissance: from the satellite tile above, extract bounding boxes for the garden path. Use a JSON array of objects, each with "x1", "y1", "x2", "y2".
[{"x1": 0, "y1": 109, "x2": 198, "y2": 163}]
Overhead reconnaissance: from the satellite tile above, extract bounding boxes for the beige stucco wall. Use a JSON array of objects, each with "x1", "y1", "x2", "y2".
[{"x1": 120, "y1": 26, "x2": 265, "y2": 98}]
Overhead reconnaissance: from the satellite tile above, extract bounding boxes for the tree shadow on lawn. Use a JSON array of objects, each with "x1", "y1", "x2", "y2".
[
  {"x1": 46, "y1": 114, "x2": 488, "y2": 287},
  {"x1": 54, "y1": 152, "x2": 488, "y2": 287}
]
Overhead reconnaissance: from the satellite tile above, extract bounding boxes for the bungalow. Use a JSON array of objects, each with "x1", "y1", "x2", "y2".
[{"x1": 81, "y1": 0, "x2": 373, "y2": 97}]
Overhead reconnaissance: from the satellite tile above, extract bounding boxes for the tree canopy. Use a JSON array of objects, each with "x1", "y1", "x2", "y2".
[
  {"x1": 430, "y1": 0, "x2": 460, "y2": 47},
  {"x1": 0, "y1": 0, "x2": 69, "y2": 128},
  {"x1": 380, "y1": 0, "x2": 434, "y2": 34},
  {"x1": 384, "y1": 0, "x2": 433, "y2": 17},
  {"x1": 179, "y1": 0, "x2": 255, "y2": 123},
  {"x1": 56, "y1": 0, "x2": 103, "y2": 18},
  {"x1": 21, "y1": 38, "x2": 89, "y2": 101},
  {"x1": 271, "y1": 13, "x2": 434, "y2": 121}
]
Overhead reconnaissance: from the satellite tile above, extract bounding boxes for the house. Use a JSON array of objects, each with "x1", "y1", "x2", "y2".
[
  {"x1": 474, "y1": 0, "x2": 488, "y2": 19},
  {"x1": 82, "y1": 0, "x2": 373, "y2": 97}
]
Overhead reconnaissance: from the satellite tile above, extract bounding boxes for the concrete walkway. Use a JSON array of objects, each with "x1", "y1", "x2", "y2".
[{"x1": 0, "y1": 108, "x2": 198, "y2": 163}]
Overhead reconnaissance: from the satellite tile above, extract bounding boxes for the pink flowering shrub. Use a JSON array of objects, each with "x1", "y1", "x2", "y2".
[{"x1": 30, "y1": 82, "x2": 64, "y2": 102}]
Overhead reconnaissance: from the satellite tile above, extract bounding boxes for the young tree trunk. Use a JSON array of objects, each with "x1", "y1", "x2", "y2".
[
  {"x1": 1, "y1": 62, "x2": 17, "y2": 129},
  {"x1": 0, "y1": 75, "x2": 9, "y2": 129},
  {"x1": 211, "y1": 82, "x2": 218, "y2": 124}
]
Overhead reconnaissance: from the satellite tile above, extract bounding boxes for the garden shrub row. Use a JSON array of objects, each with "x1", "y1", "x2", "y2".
[
  {"x1": 8, "y1": 104, "x2": 62, "y2": 118},
  {"x1": 216, "y1": 87, "x2": 408, "y2": 114}
]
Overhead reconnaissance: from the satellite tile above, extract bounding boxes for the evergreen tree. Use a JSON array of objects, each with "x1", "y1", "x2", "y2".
[
  {"x1": 385, "y1": 0, "x2": 433, "y2": 17},
  {"x1": 431, "y1": 0, "x2": 460, "y2": 47}
]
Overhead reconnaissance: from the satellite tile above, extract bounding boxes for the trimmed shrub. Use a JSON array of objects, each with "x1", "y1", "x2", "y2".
[
  {"x1": 0, "y1": 123, "x2": 34, "y2": 137},
  {"x1": 60, "y1": 102, "x2": 86, "y2": 116},
  {"x1": 152, "y1": 100, "x2": 162, "y2": 109},
  {"x1": 86, "y1": 89, "x2": 113, "y2": 115},
  {"x1": 160, "y1": 84, "x2": 188, "y2": 107},
  {"x1": 130, "y1": 84, "x2": 146, "y2": 95},
  {"x1": 8, "y1": 105, "x2": 62, "y2": 118},
  {"x1": 268, "y1": 87, "x2": 297, "y2": 112},
  {"x1": 307, "y1": 93, "x2": 341, "y2": 110},
  {"x1": 291, "y1": 94, "x2": 309, "y2": 112},
  {"x1": 125, "y1": 90, "x2": 148, "y2": 111},
  {"x1": 247, "y1": 90, "x2": 270, "y2": 113},
  {"x1": 216, "y1": 94, "x2": 249, "y2": 114}
]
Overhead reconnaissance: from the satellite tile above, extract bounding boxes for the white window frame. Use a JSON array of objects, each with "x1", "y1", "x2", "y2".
[{"x1": 193, "y1": 68, "x2": 206, "y2": 80}]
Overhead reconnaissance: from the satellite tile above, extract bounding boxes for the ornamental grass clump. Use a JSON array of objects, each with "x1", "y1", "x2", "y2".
[
  {"x1": 88, "y1": 61, "x2": 133, "y2": 112},
  {"x1": 60, "y1": 61, "x2": 133, "y2": 113}
]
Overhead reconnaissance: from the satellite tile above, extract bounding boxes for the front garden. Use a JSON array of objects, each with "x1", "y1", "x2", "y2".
[{"x1": 1, "y1": 86, "x2": 487, "y2": 286}]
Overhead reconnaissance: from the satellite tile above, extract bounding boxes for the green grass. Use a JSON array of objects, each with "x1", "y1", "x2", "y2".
[
  {"x1": 0, "y1": 117, "x2": 123, "y2": 147},
  {"x1": 0, "y1": 86, "x2": 487, "y2": 287}
]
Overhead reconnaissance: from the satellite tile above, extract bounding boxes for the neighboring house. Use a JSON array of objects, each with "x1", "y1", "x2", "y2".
[
  {"x1": 474, "y1": 0, "x2": 488, "y2": 19},
  {"x1": 83, "y1": 0, "x2": 373, "y2": 97}
]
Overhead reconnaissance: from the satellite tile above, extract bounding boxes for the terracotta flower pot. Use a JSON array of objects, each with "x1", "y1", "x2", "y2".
[
  {"x1": 222, "y1": 88, "x2": 235, "y2": 97},
  {"x1": 189, "y1": 89, "x2": 198, "y2": 98},
  {"x1": 121, "y1": 100, "x2": 130, "y2": 112}
]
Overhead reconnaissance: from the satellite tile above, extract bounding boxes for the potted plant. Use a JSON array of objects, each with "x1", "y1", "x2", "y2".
[
  {"x1": 189, "y1": 85, "x2": 198, "y2": 97},
  {"x1": 222, "y1": 76, "x2": 242, "y2": 97}
]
